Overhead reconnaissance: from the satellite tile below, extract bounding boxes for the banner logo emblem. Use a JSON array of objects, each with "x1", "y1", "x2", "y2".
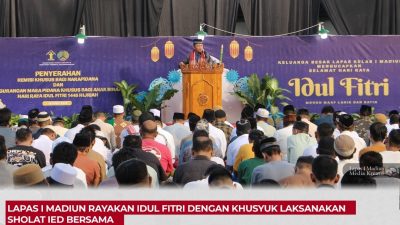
[
  {"x1": 57, "y1": 50, "x2": 70, "y2": 61},
  {"x1": 46, "y1": 50, "x2": 56, "y2": 61}
]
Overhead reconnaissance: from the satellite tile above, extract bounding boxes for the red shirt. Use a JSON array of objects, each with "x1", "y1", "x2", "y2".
[{"x1": 142, "y1": 139, "x2": 173, "y2": 174}]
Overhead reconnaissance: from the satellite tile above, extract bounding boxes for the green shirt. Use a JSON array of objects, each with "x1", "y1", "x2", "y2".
[{"x1": 237, "y1": 158, "x2": 265, "y2": 186}]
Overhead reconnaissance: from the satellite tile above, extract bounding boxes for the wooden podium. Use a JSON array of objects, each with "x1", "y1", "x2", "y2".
[{"x1": 180, "y1": 62, "x2": 224, "y2": 118}]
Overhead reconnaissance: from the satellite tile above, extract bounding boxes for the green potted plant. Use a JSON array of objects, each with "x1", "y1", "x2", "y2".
[
  {"x1": 130, "y1": 84, "x2": 178, "y2": 113},
  {"x1": 114, "y1": 80, "x2": 137, "y2": 116},
  {"x1": 233, "y1": 73, "x2": 291, "y2": 125}
]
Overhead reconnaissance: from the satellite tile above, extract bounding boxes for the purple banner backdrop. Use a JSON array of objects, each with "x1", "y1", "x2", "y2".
[{"x1": 0, "y1": 36, "x2": 399, "y2": 116}]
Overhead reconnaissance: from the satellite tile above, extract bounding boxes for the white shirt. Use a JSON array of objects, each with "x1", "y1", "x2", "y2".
[
  {"x1": 91, "y1": 119, "x2": 116, "y2": 149},
  {"x1": 337, "y1": 158, "x2": 359, "y2": 183},
  {"x1": 230, "y1": 126, "x2": 264, "y2": 142},
  {"x1": 302, "y1": 144, "x2": 318, "y2": 158},
  {"x1": 339, "y1": 131, "x2": 366, "y2": 160},
  {"x1": 274, "y1": 125, "x2": 293, "y2": 161},
  {"x1": 64, "y1": 124, "x2": 110, "y2": 165},
  {"x1": 64, "y1": 124, "x2": 85, "y2": 141},
  {"x1": 209, "y1": 123, "x2": 227, "y2": 158},
  {"x1": 287, "y1": 133, "x2": 317, "y2": 164},
  {"x1": 163, "y1": 123, "x2": 191, "y2": 156},
  {"x1": 183, "y1": 177, "x2": 243, "y2": 190},
  {"x1": 157, "y1": 126, "x2": 176, "y2": 162},
  {"x1": 301, "y1": 118, "x2": 317, "y2": 138},
  {"x1": 184, "y1": 121, "x2": 190, "y2": 128},
  {"x1": 380, "y1": 151, "x2": 400, "y2": 164},
  {"x1": 226, "y1": 134, "x2": 249, "y2": 166},
  {"x1": 52, "y1": 136, "x2": 72, "y2": 150},
  {"x1": 211, "y1": 157, "x2": 225, "y2": 166},
  {"x1": 230, "y1": 128, "x2": 237, "y2": 141},
  {"x1": 42, "y1": 165, "x2": 88, "y2": 188},
  {"x1": 386, "y1": 124, "x2": 399, "y2": 136},
  {"x1": 257, "y1": 121, "x2": 276, "y2": 137},
  {"x1": 32, "y1": 135, "x2": 53, "y2": 165},
  {"x1": 46, "y1": 125, "x2": 68, "y2": 137},
  {"x1": 333, "y1": 128, "x2": 341, "y2": 138},
  {"x1": 93, "y1": 137, "x2": 110, "y2": 163}
]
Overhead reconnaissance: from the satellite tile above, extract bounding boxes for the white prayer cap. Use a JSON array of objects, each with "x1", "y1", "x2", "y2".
[
  {"x1": 50, "y1": 163, "x2": 77, "y2": 185},
  {"x1": 37, "y1": 111, "x2": 51, "y2": 122},
  {"x1": 256, "y1": 108, "x2": 270, "y2": 118},
  {"x1": 113, "y1": 105, "x2": 124, "y2": 114}
]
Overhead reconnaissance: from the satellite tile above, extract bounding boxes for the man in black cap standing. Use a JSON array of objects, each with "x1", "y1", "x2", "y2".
[{"x1": 179, "y1": 39, "x2": 215, "y2": 66}]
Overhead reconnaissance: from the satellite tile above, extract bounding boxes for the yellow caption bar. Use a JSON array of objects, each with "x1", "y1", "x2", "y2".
[{"x1": 42, "y1": 101, "x2": 72, "y2": 106}]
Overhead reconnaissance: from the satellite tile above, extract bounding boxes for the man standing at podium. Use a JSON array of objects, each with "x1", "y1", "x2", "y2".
[{"x1": 180, "y1": 39, "x2": 215, "y2": 66}]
